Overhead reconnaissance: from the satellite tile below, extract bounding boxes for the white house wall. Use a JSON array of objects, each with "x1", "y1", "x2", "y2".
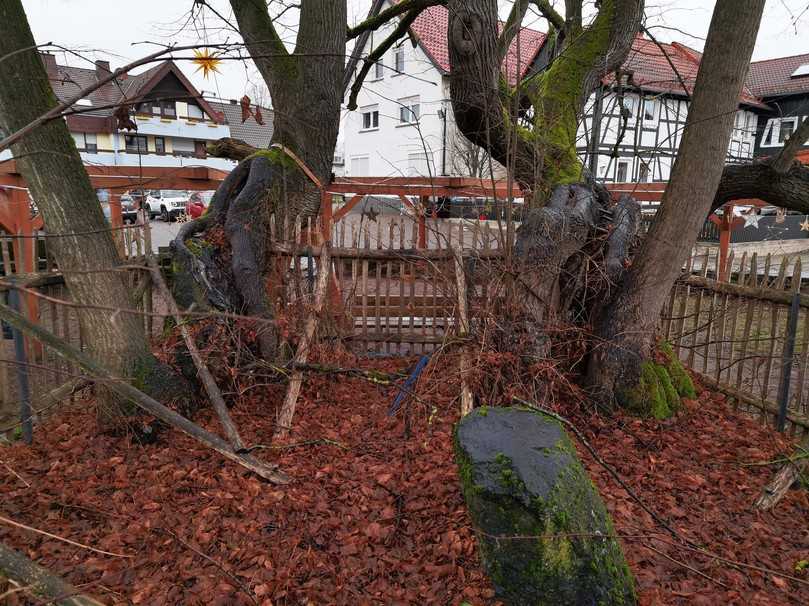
[{"x1": 342, "y1": 16, "x2": 450, "y2": 178}]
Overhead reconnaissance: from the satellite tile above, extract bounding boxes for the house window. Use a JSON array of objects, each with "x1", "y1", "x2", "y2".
[
  {"x1": 84, "y1": 133, "x2": 97, "y2": 153},
  {"x1": 616, "y1": 160, "x2": 629, "y2": 183},
  {"x1": 374, "y1": 58, "x2": 385, "y2": 80},
  {"x1": 734, "y1": 111, "x2": 743, "y2": 129},
  {"x1": 642, "y1": 98, "x2": 657, "y2": 122},
  {"x1": 172, "y1": 138, "x2": 195, "y2": 157},
  {"x1": 778, "y1": 118, "x2": 796, "y2": 144},
  {"x1": 72, "y1": 132, "x2": 97, "y2": 153},
  {"x1": 361, "y1": 105, "x2": 379, "y2": 130},
  {"x1": 393, "y1": 47, "x2": 405, "y2": 73},
  {"x1": 741, "y1": 141, "x2": 751, "y2": 158},
  {"x1": 125, "y1": 135, "x2": 148, "y2": 153},
  {"x1": 187, "y1": 104, "x2": 204, "y2": 120},
  {"x1": 350, "y1": 155, "x2": 370, "y2": 176},
  {"x1": 154, "y1": 137, "x2": 166, "y2": 154},
  {"x1": 638, "y1": 162, "x2": 650, "y2": 182},
  {"x1": 398, "y1": 96, "x2": 420, "y2": 124},
  {"x1": 620, "y1": 96, "x2": 635, "y2": 119},
  {"x1": 160, "y1": 101, "x2": 176, "y2": 119}
]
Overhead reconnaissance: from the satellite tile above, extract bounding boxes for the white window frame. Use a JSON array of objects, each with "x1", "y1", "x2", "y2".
[
  {"x1": 393, "y1": 46, "x2": 405, "y2": 74},
  {"x1": 350, "y1": 155, "x2": 370, "y2": 177},
  {"x1": 616, "y1": 160, "x2": 630, "y2": 183},
  {"x1": 361, "y1": 105, "x2": 379, "y2": 131},
  {"x1": 620, "y1": 95, "x2": 636, "y2": 121},
  {"x1": 187, "y1": 104, "x2": 204, "y2": 120},
  {"x1": 642, "y1": 97, "x2": 658, "y2": 123},
  {"x1": 374, "y1": 57, "x2": 385, "y2": 80},
  {"x1": 398, "y1": 96, "x2": 420, "y2": 125},
  {"x1": 778, "y1": 117, "x2": 798, "y2": 144}
]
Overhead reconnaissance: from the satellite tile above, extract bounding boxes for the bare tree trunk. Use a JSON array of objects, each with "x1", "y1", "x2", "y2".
[
  {"x1": 589, "y1": 0, "x2": 766, "y2": 411},
  {"x1": 0, "y1": 0, "x2": 185, "y2": 423}
]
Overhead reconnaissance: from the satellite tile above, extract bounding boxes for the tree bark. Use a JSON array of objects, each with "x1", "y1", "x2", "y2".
[
  {"x1": 0, "y1": 0, "x2": 185, "y2": 422},
  {"x1": 589, "y1": 0, "x2": 766, "y2": 406},
  {"x1": 446, "y1": 0, "x2": 643, "y2": 199}
]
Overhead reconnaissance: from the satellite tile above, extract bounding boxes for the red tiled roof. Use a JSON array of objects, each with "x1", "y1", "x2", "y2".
[
  {"x1": 610, "y1": 35, "x2": 766, "y2": 108},
  {"x1": 747, "y1": 52, "x2": 809, "y2": 97},
  {"x1": 408, "y1": 5, "x2": 545, "y2": 85}
]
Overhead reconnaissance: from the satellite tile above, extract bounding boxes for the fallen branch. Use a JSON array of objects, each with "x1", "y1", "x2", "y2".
[
  {"x1": 754, "y1": 439, "x2": 808, "y2": 511},
  {"x1": 274, "y1": 244, "x2": 331, "y2": 440},
  {"x1": 0, "y1": 298, "x2": 289, "y2": 484},
  {"x1": 0, "y1": 541, "x2": 106, "y2": 605},
  {"x1": 148, "y1": 256, "x2": 245, "y2": 451}
]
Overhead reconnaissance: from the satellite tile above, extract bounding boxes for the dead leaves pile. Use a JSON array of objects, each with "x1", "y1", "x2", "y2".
[{"x1": 0, "y1": 359, "x2": 806, "y2": 605}]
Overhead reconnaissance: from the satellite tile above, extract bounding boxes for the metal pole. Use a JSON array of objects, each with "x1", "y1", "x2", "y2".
[
  {"x1": 8, "y1": 288, "x2": 32, "y2": 444},
  {"x1": 776, "y1": 291, "x2": 800, "y2": 432}
]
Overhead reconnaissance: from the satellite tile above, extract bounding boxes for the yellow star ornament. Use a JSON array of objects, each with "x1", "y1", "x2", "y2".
[
  {"x1": 800, "y1": 216, "x2": 809, "y2": 232},
  {"x1": 192, "y1": 49, "x2": 222, "y2": 79}
]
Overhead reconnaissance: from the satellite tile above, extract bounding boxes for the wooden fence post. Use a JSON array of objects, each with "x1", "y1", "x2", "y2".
[
  {"x1": 776, "y1": 291, "x2": 801, "y2": 432},
  {"x1": 8, "y1": 287, "x2": 32, "y2": 444}
]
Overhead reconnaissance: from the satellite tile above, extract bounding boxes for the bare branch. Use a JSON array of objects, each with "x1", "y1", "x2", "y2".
[
  {"x1": 346, "y1": 0, "x2": 445, "y2": 40},
  {"x1": 497, "y1": 0, "x2": 531, "y2": 66},
  {"x1": 347, "y1": 9, "x2": 420, "y2": 111},
  {"x1": 531, "y1": 0, "x2": 565, "y2": 31}
]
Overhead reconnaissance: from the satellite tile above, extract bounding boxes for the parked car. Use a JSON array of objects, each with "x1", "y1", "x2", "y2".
[
  {"x1": 145, "y1": 190, "x2": 189, "y2": 221},
  {"x1": 120, "y1": 194, "x2": 139, "y2": 224}
]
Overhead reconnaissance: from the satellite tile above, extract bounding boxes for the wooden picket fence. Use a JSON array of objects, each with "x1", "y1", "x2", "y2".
[
  {"x1": 2, "y1": 209, "x2": 807, "y2": 439},
  {"x1": 0, "y1": 222, "x2": 153, "y2": 435},
  {"x1": 663, "y1": 246, "x2": 809, "y2": 436},
  {"x1": 271, "y1": 213, "x2": 511, "y2": 355}
]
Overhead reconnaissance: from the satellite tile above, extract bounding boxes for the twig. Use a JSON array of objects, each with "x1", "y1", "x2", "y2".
[
  {"x1": 0, "y1": 459, "x2": 30, "y2": 488},
  {"x1": 155, "y1": 527, "x2": 257, "y2": 605},
  {"x1": 640, "y1": 541, "x2": 729, "y2": 589},
  {"x1": 241, "y1": 438, "x2": 348, "y2": 453},
  {"x1": 148, "y1": 256, "x2": 245, "y2": 451},
  {"x1": 0, "y1": 514, "x2": 131, "y2": 558},
  {"x1": 512, "y1": 397, "x2": 694, "y2": 547}
]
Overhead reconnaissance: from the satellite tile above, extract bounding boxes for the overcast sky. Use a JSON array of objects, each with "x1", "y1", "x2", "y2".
[{"x1": 20, "y1": 0, "x2": 809, "y2": 102}]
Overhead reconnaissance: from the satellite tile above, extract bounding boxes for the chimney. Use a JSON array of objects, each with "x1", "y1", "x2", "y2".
[
  {"x1": 40, "y1": 53, "x2": 57, "y2": 77},
  {"x1": 95, "y1": 60, "x2": 111, "y2": 78}
]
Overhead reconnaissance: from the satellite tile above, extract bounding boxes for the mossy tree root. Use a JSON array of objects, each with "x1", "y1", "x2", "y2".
[{"x1": 617, "y1": 342, "x2": 696, "y2": 419}]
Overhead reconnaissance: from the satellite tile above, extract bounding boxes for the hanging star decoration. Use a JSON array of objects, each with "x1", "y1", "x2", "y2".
[
  {"x1": 192, "y1": 49, "x2": 222, "y2": 79},
  {"x1": 800, "y1": 216, "x2": 809, "y2": 232},
  {"x1": 743, "y1": 209, "x2": 760, "y2": 229}
]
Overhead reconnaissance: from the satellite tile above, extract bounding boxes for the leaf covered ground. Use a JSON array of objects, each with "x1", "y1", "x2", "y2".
[{"x1": 0, "y1": 357, "x2": 807, "y2": 605}]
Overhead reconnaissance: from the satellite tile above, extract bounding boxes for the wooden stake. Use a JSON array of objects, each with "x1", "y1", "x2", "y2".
[
  {"x1": 453, "y1": 248, "x2": 473, "y2": 416},
  {"x1": 147, "y1": 257, "x2": 245, "y2": 451},
  {"x1": 275, "y1": 244, "x2": 331, "y2": 440},
  {"x1": 0, "y1": 299, "x2": 289, "y2": 484}
]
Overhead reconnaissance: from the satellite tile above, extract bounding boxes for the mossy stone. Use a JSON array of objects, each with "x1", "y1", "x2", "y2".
[{"x1": 455, "y1": 407, "x2": 636, "y2": 605}]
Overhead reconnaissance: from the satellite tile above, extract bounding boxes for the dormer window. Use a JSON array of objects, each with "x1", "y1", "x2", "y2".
[
  {"x1": 790, "y1": 63, "x2": 809, "y2": 78},
  {"x1": 76, "y1": 98, "x2": 92, "y2": 106}
]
